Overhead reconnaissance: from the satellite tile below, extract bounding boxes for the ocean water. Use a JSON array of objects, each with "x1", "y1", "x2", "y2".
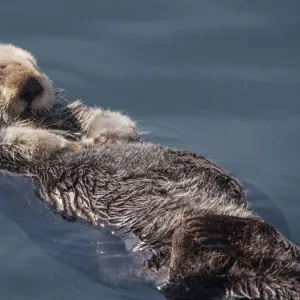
[{"x1": 0, "y1": 1, "x2": 299, "y2": 299}]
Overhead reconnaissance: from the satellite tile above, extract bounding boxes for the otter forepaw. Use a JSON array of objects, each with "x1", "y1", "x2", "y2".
[
  {"x1": 0, "y1": 126, "x2": 83, "y2": 164},
  {"x1": 85, "y1": 110, "x2": 139, "y2": 144}
]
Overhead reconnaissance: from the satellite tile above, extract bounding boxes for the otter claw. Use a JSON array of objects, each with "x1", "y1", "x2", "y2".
[
  {"x1": 184, "y1": 215, "x2": 225, "y2": 250},
  {"x1": 189, "y1": 226, "x2": 205, "y2": 233},
  {"x1": 195, "y1": 236, "x2": 223, "y2": 250}
]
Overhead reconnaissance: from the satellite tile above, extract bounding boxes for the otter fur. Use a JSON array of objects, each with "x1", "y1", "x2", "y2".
[
  {"x1": 0, "y1": 43, "x2": 138, "y2": 163},
  {"x1": 0, "y1": 133, "x2": 299, "y2": 300}
]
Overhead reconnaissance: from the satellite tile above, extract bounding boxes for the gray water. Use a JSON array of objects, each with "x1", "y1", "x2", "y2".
[{"x1": 0, "y1": 1, "x2": 300, "y2": 299}]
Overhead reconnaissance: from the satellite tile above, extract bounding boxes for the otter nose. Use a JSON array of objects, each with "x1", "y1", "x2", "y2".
[{"x1": 20, "y1": 77, "x2": 44, "y2": 103}]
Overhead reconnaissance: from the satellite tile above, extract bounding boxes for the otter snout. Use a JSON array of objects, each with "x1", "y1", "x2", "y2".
[
  {"x1": 20, "y1": 76, "x2": 44, "y2": 104},
  {"x1": 0, "y1": 43, "x2": 55, "y2": 123}
]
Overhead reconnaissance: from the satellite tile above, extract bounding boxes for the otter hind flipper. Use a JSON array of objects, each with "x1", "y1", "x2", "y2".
[
  {"x1": 184, "y1": 215, "x2": 227, "y2": 251},
  {"x1": 156, "y1": 214, "x2": 232, "y2": 300},
  {"x1": 163, "y1": 214, "x2": 300, "y2": 300}
]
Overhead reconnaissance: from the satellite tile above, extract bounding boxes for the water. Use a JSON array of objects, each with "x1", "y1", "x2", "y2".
[{"x1": 0, "y1": 1, "x2": 300, "y2": 299}]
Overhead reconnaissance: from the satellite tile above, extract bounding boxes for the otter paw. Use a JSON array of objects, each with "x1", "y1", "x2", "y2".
[
  {"x1": 184, "y1": 215, "x2": 225, "y2": 250},
  {"x1": 0, "y1": 126, "x2": 83, "y2": 164},
  {"x1": 64, "y1": 141, "x2": 83, "y2": 152},
  {"x1": 85, "y1": 110, "x2": 139, "y2": 144}
]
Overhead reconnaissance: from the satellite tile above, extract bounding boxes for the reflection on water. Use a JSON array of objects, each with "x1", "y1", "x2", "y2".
[{"x1": 0, "y1": 1, "x2": 299, "y2": 299}]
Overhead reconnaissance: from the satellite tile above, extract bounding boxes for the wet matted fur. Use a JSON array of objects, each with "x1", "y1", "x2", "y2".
[{"x1": 0, "y1": 139, "x2": 299, "y2": 300}]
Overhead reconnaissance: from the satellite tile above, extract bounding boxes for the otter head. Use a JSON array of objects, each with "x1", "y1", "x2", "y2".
[{"x1": 0, "y1": 44, "x2": 55, "y2": 123}]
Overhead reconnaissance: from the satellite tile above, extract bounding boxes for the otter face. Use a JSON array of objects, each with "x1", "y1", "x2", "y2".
[{"x1": 0, "y1": 44, "x2": 55, "y2": 123}]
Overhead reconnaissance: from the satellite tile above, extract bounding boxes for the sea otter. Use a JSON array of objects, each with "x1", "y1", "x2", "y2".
[
  {"x1": 0, "y1": 43, "x2": 138, "y2": 161},
  {"x1": 0, "y1": 129, "x2": 299, "y2": 300},
  {"x1": 0, "y1": 44, "x2": 299, "y2": 299}
]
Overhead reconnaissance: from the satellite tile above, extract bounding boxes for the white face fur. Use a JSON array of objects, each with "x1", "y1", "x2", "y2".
[{"x1": 0, "y1": 44, "x2": 55, "y2": 123}]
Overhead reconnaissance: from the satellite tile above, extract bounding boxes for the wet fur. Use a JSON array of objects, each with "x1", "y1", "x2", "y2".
[{"x1": 0, "y1": 141, "x2": 299, "y2": 299}]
